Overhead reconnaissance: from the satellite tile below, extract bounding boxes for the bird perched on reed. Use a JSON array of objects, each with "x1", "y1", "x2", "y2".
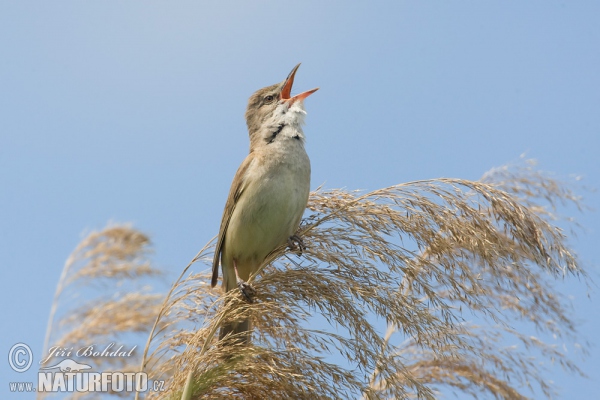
[{"x1": 211, "y1": 64, "x2": 318, "y2": 344}]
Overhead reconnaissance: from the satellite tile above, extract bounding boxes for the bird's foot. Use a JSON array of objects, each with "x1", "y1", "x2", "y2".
[
  {"x1": 287, "y1": 234, "x2": 306, "y2": 256},
  {"x1": 236, "y1": 280, "x2": 256, "y2": 303},
  {"x1": 233, "y1": 260, "x2": 256, "y2": 303}
]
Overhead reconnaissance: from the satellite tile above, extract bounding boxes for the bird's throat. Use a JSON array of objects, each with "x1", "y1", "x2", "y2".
[{"x1": 266, "y1": 124, "x2": 286, "y2": 144}]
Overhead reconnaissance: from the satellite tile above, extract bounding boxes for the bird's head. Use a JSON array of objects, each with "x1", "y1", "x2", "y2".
[{"x1": 245, "y1": 64, "x2": 318, "y2": 145}]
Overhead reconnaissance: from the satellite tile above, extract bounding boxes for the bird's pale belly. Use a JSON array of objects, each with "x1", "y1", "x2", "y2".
[{"x1": 223, "y1": 165, "x2": 309, "y2": 282}]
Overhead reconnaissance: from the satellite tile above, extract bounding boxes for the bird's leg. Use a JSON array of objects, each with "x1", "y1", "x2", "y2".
[
  {"x1": 287, "y1": 234, "x2": 306, "y2": 256},
  {"x1": 233, "y1": 259, "x2": 256, "y2": 303}
]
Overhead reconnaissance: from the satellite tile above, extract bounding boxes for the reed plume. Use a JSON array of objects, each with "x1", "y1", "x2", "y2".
[
  {"x1": 146, "y1": 159, "x2": 588, "y2": 399},
  {"x1": 44, "y1": 160, "x2": 589, "y2": 399}
]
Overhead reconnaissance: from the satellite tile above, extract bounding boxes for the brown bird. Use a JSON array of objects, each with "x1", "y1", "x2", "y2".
[{"x1": 211, "y1": 64, "x2": 318, "y2": 343}]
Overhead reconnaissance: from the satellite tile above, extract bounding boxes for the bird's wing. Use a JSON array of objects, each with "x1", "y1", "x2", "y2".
[{"x1": 211, "y1": 154, "x2": 254, "y2": 287}]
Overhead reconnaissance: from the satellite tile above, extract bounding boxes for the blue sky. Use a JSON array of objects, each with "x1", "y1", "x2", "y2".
[{"x1": 2, "y1": 1, "x2": 599, "y2": 398}]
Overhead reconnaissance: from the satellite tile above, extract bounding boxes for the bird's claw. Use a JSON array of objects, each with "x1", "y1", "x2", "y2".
[
  {"x1": 288, "y1": 234, "x2": 306, "y2": 256},
  {"x1": 233, "y1": 260, "x2": 256, "y2": 303},
  {"x1": 237, "y1": 280, "x2": 256, "y2": 303}
]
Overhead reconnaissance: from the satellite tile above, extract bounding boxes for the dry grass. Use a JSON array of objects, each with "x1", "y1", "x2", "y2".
[
  {"x1": 144, "y1": 159, "x2": 587, "y2": 399},
  {"x1": 39, "y1": 225, "x2": 163, "y2": 399},
  {"x1": 43, "y1": 160, "x2": 589, "y2": 399}
]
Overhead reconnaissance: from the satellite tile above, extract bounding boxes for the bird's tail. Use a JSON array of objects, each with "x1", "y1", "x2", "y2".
[
  {"x1": 219, "y1": 317, "x2": 251, "y2": 345},
  {"x1": 219, "y1": 267, "x2": 251, "y2": 346}
]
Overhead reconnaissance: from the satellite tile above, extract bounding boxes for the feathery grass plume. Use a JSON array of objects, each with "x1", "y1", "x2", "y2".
[
  {"x1": 40, "y1": 224, "x2": 163, "y2": 399},
  {"x1": 135, "y1": 159, "x2": 588, "y2": 400}
]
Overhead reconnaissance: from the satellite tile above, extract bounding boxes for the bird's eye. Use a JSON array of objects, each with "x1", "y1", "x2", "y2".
[{"x1": 264, "y1": 95, "x2": 275, "y2": 103}]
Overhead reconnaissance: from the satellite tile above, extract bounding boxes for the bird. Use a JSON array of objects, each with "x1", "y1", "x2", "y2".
[{"x1": 211, "y1": 64, "x2": 318, "y2": 344}]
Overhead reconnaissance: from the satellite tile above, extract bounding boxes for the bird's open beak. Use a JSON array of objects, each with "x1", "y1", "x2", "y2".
[{"x1": 280, "y1": 63, "x2": 319, "y2": 104}]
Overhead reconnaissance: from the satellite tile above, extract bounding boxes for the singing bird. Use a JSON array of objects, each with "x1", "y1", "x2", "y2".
[{"x1": 211, "y1": 64, "x2": 318, "y2": 343}]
